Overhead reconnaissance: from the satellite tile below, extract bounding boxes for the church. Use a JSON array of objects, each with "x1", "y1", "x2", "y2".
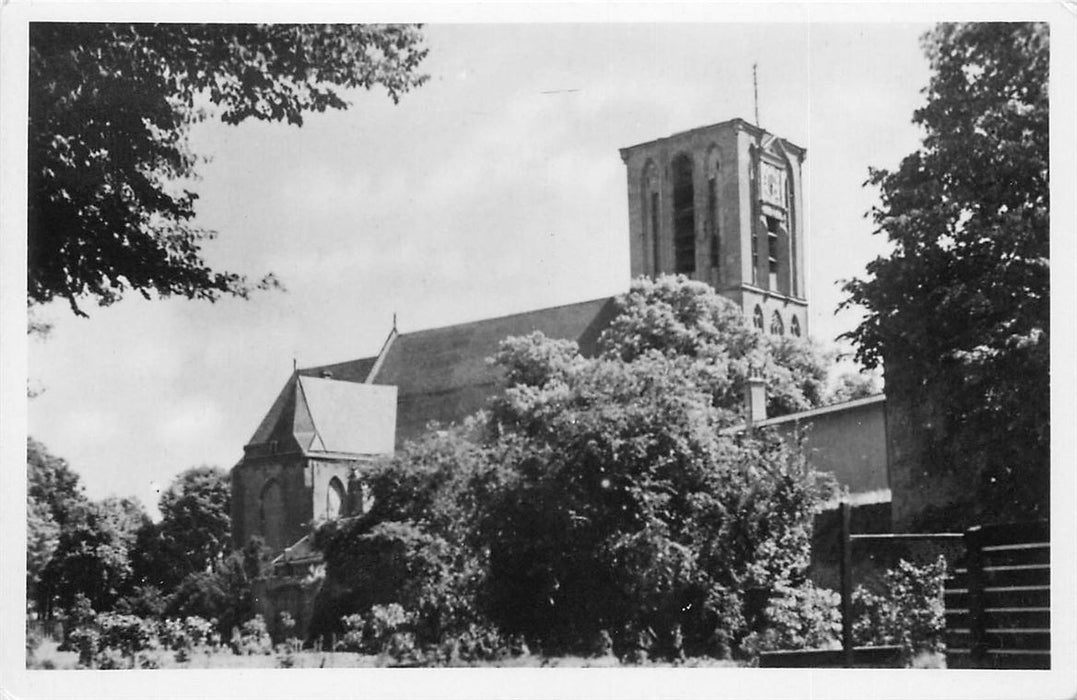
[{"x1": 232, "y1": 117, "x2": 911, "y2": 632}]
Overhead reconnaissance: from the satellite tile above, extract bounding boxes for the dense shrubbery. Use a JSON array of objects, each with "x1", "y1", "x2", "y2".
[
  {"x1": 852, "y1": 556, "x2": 947, "y2": 661},
  {"x1": 740, "y1": 582, "x2": 842, "y2": 661},
  {"x1": 314, "y1": 277, "x2": 839, "y2": 662},
  {"x1": 61, "y1": 610, "x2": 282, "y2": 668}
]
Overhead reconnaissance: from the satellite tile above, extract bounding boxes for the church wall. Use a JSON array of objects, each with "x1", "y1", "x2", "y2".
[
  {"x1": 766, "y1": 397, "x2": 890, "y2": 495},
  {"x1": 308, "y1": 458, "x2": 370, "y2": 523},
  {"x1": 740, "y1": 287, "x2": 808, "y2": 339},
  {"x1": 231, "y1": 456, "x2": 313, "y2": 552}
]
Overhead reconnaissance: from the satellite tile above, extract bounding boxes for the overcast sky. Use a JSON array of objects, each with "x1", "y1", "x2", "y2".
[{"x1": 27, "y1": 22, "x2": 939, "y2": 516}]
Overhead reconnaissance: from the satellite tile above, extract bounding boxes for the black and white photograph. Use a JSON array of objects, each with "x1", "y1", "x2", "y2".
[{"x1": 2, "y1": 4, "x2": 1074, "y2": 699}]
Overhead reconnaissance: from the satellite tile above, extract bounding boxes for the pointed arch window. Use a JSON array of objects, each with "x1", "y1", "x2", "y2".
[
  {"x1": 770, "y1": 311, "x2": 785, "y2": 336},
  {"x1": 671, "y1": 153, "x2": 695, "y2": 274},
  {"x1": 706, "y1": 147, "x2": 721, "y2": 277},
  {"x1": 753, "y1": 305, "x2": 765, "y2": 332},
  {"x1": 790, "y1": 315, "x2": 801, "y2": 338},
  {"x1": 259, "y1": 478, "x2": 284, "y2": 550},
  {"x1": 326, "y1": 476, "x2": 345, "y2": 520},
  {"x1": 641, "y1": 161, "x2": 660, "y2": 275}
]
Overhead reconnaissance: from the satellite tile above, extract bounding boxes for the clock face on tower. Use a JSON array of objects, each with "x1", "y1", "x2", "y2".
[{"x1": 761, "y1": 162, "x2": 785, "y2": 207}]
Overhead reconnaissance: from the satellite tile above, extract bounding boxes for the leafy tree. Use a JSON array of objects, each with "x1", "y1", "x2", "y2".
[
  {"x1": 26, "y1": 496, "x2": 60, "y2": 609},
  {"x1": 159, "y1": 467, "x2": 232, "y2": 573},
  {"x1": 317, "y1": 277, "x2": 836, "y2": 658},
  {"x1": 840, "y1": 23, "x2": 1049, "y2": 525},
  {"x1": 27, "y1": 437, "x2": 87, "y2": 528},
  {"x1": 130, "y1": 466, "x2": 232, "y2": 592},
  {"x1": 29, "y1": 23, "x2": 427, "y2": 316},
  {"x1": 27, "y1": 438, "x2": 89, "y2": 615},
  {"x1": 41, "y1": 497, "x2": 150, "y2": 613},
  {"x1": 479, "y1": 332, "x2": 833, "y2": 655},
  {"x1": 599, "y1": 275, "x2": 833, "y2": 418},
  {"x1": 828, "y1": 370, "x2": 883, "y2": 404}
]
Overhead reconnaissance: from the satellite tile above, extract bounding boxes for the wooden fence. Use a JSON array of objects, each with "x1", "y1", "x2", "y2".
[
  {"x1": 944, "y1": 520, "x2": 1050, "y2": 669},
  {"x1": 760, "y1": 507, "x2": 1050, "y2": 669}
]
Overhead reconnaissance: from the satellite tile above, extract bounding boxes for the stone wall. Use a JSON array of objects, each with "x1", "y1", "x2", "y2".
[{"x1": 763, "y1": 396, "x2": 890, "y2": 497}]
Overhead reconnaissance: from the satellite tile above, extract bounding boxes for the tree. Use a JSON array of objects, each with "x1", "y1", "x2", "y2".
[
  {"x1": 840, "y1": 23, "x2": 1049, "y2": 525},
  {"x1": 27, "y1": 437, "x2": 87, "y2": 528},
  {"x1": 157, "y1": 466, "x2": 232, "y2": 574},
  {"x1": 132, "y1": 466, "x2": 232, "y2": 592},
  {"x1": 27, "y1": 438, "x2": 89, "y2": 615},
  {"x1": 41, "y1": 497, "x2": 150, "y2": 614},
  {"x1": 317, "y1": 277, "x2": 836, "y2": 658},
  {"x1": 29, "y1": 23, "x2": 427, "y2": 316},
  {"x1": 478, "y1": 331, "x2": 833, "y2": 655},
  {"x1": 598, "y1": 275, "x2": 834, "y2": 419}
]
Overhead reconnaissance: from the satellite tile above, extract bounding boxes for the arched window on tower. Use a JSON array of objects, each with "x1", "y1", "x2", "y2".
[
  {"x1": 787, "y1": 163, "x2": 798, "y2": 297},
  {"x1": 770, "y1": 311, "x2": 785, "y2": 336},
  {"x1": 706, "y1": 147, "x2": 721, "y2": 282},
  {"x1": 790, "y1": 315, "x2": 801, "y2": 338},
  {"x1": 325, "y1": 476, "x2": 345, "y2": 520},
  {"x1": 641, "y1": 160, "x2": 660, "y2": 275},
  {"x1": 259, "y1": 478, "x2": 284, "y2": 550},
  {"x1": 671, "y1": 153, "x2": 695, "y2": 274},
  {"x1": 753, "y1": 305, "x2": 765, "y2": 332}
]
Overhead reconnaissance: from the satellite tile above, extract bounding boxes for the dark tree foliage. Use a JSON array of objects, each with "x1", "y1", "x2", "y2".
[
  {"x1": 41, "y1": 497, "x2": 150, "y2": 613},
  {"x1": 164, "y1": 540, "x2": 270, "y2": 636},
  {"x1": 27, "y1": 437, "x2": 87, "y2": 528},
  {"x1": 840, "y1": 23, "x2": 1049, "y2": 524},
  {"x1": 316, "y1": 277, "x2": 836, "y2": 658},
  {"x1": 157, "y1": 466, "x2": 232, "y2": 574},
  {"x1": 29, "y1": 23, "x2": 427, "y2": 316},
  {"x1": 131, "y1": 466, "x2": 232, "y2": 592},
  {"x1": 27, "y1": 438, "x2": 89, "y2": 615}
]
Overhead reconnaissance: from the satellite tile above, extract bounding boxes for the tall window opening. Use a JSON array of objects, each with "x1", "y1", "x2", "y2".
[
  {"x1": 642, "y1": 162, "x2": 660, "y2": 275},
  {"x1": 325, "y1": 476, "x2": 345, "y2": 520},
  {"x1": 707, "y1": 175, "x2": 720, "y2": 273},
  {"x1": 790, "y1": 316, "x2": 802, "y2": 338},
  {"x1": 671, "y1": 154, "x2": 695, "y2": 274},
  {"x1": 259, "y1": 479, "x2": 284, "y2": 550},
  {"x1": 650, "y1": 191, "x2": 660, "y2": 274},
  {"x1": 766, "y1": 216, "x2": 782, "y2": 291},
  {"x1": 787, "y1": 167, "x2": 798, "y2": 296},
  {"x1": 751, "y1": 225, "x2": 759, "y2": 285}
]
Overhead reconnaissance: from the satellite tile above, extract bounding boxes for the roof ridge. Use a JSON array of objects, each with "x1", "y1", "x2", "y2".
[
  {"x1": 394, "y1": 295, "x2": 618, "y2": 339},
  {"x1": 365, "y1": 326, "x2": 399, "y2": 383}
]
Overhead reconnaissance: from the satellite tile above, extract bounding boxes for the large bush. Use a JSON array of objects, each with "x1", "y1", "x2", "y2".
[
  {"x1": 739, "y1": 582, "x2": 842, "y2": 662},
  {"x1": 316, "y1": 277, "x2": 836, "y2": 661},
  {"x1": 852, "y1": 556, "x2": 947, "y2": 661}
]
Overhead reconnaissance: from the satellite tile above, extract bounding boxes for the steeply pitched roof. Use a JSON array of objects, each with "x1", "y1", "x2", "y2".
[
  {"x1": 245, "y1": 374, "x2": 397, "y2": 456},
  {"x1": 299, "y1": 296, "x2": 620, "y2": 444},
  {"x1": 297, "y1": 356, "x2": 377, "y2": 383},
  {"x1": 298, "y1": 377, "x2": 396, "y2": 455}
]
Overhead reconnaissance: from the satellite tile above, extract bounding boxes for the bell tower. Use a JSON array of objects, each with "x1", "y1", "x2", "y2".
[{"x1": 619, "y1": 118, "x2": 808, "y2": 338}]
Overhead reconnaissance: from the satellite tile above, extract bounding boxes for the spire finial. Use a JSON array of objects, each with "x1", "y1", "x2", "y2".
[
  {"x1": 293, "y1": 357, "x2": 297, "y2": 372},
  {"x1": 392, "y1": 312, "x2": 397, "y2": 332}
]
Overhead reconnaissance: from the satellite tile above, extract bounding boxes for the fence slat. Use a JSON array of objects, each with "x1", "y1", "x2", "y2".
[{"x1": 944, "y1": 521, "x2": 1050, "y2": 669}]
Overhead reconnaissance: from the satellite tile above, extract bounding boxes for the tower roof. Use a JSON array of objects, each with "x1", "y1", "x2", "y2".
[{"x1": 619, "y1": 117, "x2": 806, "y2": 161}]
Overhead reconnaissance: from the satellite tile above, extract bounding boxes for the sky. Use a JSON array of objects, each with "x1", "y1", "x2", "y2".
[{"x1": 25, "y1": 22, "x2": 938, "y2": 517}]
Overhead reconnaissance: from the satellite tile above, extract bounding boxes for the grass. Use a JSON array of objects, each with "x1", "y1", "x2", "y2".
[{"x1": 27, "y1": 640, "x2": 743, "y2": 670}]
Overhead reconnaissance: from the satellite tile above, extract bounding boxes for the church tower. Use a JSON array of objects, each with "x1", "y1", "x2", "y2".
[{"x1": 619, "y1": 118, "x2": 808, "y2": 338}]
